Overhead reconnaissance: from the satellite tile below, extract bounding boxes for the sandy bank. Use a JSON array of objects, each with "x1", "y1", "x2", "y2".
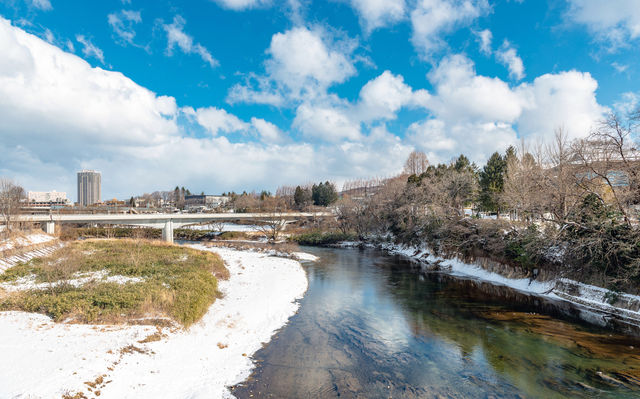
[{"x1": 0, "y1": 244, "x2": 309, "y2": 398}]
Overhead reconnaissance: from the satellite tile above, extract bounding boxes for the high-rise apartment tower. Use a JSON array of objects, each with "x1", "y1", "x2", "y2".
[{"x1": 77, "y1": 170, "x2": 101, "y2": 206}]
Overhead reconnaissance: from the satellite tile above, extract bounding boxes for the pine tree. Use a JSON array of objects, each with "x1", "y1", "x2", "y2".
[{"x1": 479, "y1": 152, "x2": 506, "y2": 215}]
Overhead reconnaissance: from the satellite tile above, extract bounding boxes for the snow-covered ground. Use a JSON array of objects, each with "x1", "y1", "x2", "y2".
[
  {"x1": 0, "y1": 270, "x2": 145, "y2": 292},
  {"x1": 0, "y1": 232, "x2": 56, "y2": 252},
  {"x1": 0, "y1": 245, "x2": 309, "y2": 398}
]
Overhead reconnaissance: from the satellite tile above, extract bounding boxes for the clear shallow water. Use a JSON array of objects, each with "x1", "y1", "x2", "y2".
[{"x1": 231, "y1": 247, "x2": 640, "y2": 399}]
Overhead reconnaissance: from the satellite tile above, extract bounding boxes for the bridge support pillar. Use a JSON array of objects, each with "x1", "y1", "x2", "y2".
[
  {"x1": 162, "y1": 221, "x2": 174, "y2": 243},
  {"x1": 42, "y1": 222, "x2": 55, "y2": 235}
]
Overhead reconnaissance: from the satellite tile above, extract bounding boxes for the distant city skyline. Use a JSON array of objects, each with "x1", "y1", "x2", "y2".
[{"x1": 0, "y1": 1, "x2": 639, "y2": 199}]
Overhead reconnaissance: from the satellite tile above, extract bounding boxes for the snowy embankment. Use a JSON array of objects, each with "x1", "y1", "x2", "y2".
[
  {"x1": 0, "y1": 244, "x2": 309, "y2": 399},
  {"x1": 351, "y1": 241, "x2": 640, "y2": 326},
  {"x1": 0, "y1": 233, "x2": 61, "y2": 274}
]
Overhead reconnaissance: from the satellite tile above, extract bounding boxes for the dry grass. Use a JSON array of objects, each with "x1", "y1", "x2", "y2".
[{"x1": 0, "y1": 239, "x2": 228, "y2": 327}]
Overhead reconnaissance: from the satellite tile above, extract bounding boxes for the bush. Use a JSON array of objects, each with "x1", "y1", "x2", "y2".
[
  {"x1": 0, "y1": 239, "x2": 228, "y2": 327},
  {"x1": 218, "y1": 231, "x2": 249, "y2": 240},
  {"x1": 290, "y1": 231, "x2": 356, "y2": 246}
]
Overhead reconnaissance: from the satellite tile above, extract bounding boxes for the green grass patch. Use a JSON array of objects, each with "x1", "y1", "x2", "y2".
[
  {"x1": 218, "y1": 231, "x2": 249, "y2": 240},
  {"x1": 0, "y1": 239, "x2": 228, "y2": 327},
  {"x1": 289, "y1": 231, "x2": 357, "y2": 246}
]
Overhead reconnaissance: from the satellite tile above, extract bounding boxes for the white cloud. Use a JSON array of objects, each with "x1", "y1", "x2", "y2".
[
  {"x1": 405, "y1": 54, "x2": 607, "y2": 164},
  {"x1": 195, "y1": 107, "x2": 249, "y2": 135},
  {"x1": 29, "y1": 0, "x2": 51, "y2": 11},
  {"x1": 211, "y1": 0, "x2": 272, "y2": 11},
  {"x1": 347, "y1": 0, "x2": 406, "y2": 34},
  {"x1": 517, "y1": 70, "x2": 607, "y2": 141},
  {"x1": 0, "y1": 17, "x2": 413, "y2": 198},
  {"x1": 410, "y1": 0, "x2": 491, "y2": 57},
  {"x1": 495, "y1": 39, "x2": 525, "y2": 80},
  {"x1": 613, "y1": 91, "x2": 639, "y2": 114},
  {"x1": 611, "y1": 61, "x2": 629, "y2": 73},
  {"x1": 476, "y1": 28, "x2": 492, "y2": 55},
  {"x1": 427, "y1": 54, "x2": 528, "y2": 123},
  {"x1": 250, "y1": 117, "x2": 287, "y2": 144},
  {"x1": 227, "y1": 26, "x2": 360, "y2": 106},
  {"x1": 108, "y1": 10, "x2": 142, "y2": 46},
  {"x1": 43, "y1": 28, "x2": 54, "y2": 44},
  {"x1": 356, "y1": 70, "x2": 430, "y2": 121},
  {"x1": 293, "y1": 101, "x2": 362, "y2": 141},
  {"x1": 565, "y1": 0, "x2": 640, "y2": 51},
  {"x1": 162, "y1": 16, "x2": 219, "y2": 68},
  {"x1": 66, "y1": 39, "x2": 74, "y2": 53},
  {"x1": 75, "y1": 34, "x2": 105, "y2": 64}
]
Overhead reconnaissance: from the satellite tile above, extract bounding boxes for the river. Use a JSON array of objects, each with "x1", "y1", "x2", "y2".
[{"x1": 230, "y1": 246, "x2": 640, "y2": 398}]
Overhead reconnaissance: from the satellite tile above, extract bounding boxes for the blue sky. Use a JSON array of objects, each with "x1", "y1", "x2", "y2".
[{"x1": 0, "y1": 0, "x2": 639, "y2": 200}]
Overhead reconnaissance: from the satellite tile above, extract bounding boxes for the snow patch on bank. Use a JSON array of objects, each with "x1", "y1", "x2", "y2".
[
  {"x1": 366, "y1": 241, "x2": 640, "y2": 325},
  {"x1": 0, "y1": 270, "x2": 145, "y2": 292},
  {"x1": 0, "y1": 233, "x2": 56, "y2": 252},
  {"x1": 0, "y1": 245, "x2": 309, "y2": 398}
]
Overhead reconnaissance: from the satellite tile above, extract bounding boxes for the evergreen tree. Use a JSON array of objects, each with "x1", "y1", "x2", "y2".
[
  {"x1": 130, "y1": 196, "x2": 135, "y2": 208},
  {"x1": 478, "y1": 152, "x2": 506, "y2": 214},
  {"x1": 260, "y1": 190, "x2": 271, "y2": 200},
  {"x1": 312, "y1": 181, "x2": 339, "y2": 207},
  {"x1": 294, "y1": 186, "x2": 312, "y2": 207},
  {"x1": 453, "y1": 154, "x2": 478, "y2": 174}
]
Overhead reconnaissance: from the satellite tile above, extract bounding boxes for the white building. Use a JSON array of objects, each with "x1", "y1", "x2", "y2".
[{"x1": 27, "y1": 191, "x2": 68, "y2": 204}]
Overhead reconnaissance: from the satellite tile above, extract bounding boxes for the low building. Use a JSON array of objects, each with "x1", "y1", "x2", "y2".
[
  {"x1": 27, "y1": 191, "x2": 70, "y2": 206},
  {"x1": 185, "y1": 195, "x2": 230, "y2": 209}
]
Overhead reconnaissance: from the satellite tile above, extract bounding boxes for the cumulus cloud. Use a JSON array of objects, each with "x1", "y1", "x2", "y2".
[
  {"x1": 162, "y1": 16, "x2": 219, "y2": 68},
  {"x1": 228, "y1": 26, "x2": 360, "y2": 106},
  {"x1": 108, "y1": 10, "x2": 142, "y2": 46},
  {"x1": 410, "y1": 0, "x2": 491, "y2": 58},
  {"x1": 347, "y1": 0, "x2": 406, "y2": 34},
  {"x1": 356, "y1": 70, "x2": 430, "y2": 121},
  {"x1": 195, "y1": 107, "x2": 249, "y2": 135},
  {"x1": 517, "y1": 70, "x2": 607, "y2": 140},
  {"x1": 565, "y1": 0, "x2": 640, "y2": 51},
  {"x1": 75, "y1": 34, "x2": 105, "y2": 64},
  {"x1": 406, "y1": 53, "x2": 606, "y2": 164},
  {"x1": 0, "y1": 17, "x2": 413, "y2": 198},
  {"x1": 293, "y1": 101, "x2": 362, "y2": 142},
  {"x1": 250, "y1": 117, "x2": 287, "y2": 144},
  {"x1": 495, "y1": 39, "x2": 525, "y2": 80},
  {"x1": 476, "y1": 28, "x2": 492, "y2": 55}
]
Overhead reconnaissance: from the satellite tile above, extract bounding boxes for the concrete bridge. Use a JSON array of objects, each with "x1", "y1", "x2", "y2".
[{"x1": 18, "y1": 212, "x2": 332, "y2": 243}]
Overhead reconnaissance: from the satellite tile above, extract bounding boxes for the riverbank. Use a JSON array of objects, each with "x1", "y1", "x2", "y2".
[
  {"x1": 338, "y1": 240, "x2": 640, "y2": 327},
  {"x1": 0, "y1": 243, "x2": 309, "y2": 398}
]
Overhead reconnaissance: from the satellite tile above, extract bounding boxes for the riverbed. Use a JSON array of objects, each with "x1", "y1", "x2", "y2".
[{"x1": 232, "y1": 247, "x2": 640, "y2": 399}]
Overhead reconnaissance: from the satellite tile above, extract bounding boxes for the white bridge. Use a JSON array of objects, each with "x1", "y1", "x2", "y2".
[{"x1": 19, "y1": 213, "x2": 331, "y2": 243}]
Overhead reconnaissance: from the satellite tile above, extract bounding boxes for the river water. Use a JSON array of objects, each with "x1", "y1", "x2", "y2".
[{"x1": 231, "y1": 247, "x2": 640, "y2": 398}]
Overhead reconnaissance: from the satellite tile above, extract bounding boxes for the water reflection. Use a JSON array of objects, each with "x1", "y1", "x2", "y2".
[{"x1": 231, "y1": 248, "x2": 640, "y2": 398}]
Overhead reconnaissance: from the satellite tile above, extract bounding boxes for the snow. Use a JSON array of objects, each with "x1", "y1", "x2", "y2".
[
  {"x1": 183, "y1": 223, "x2": 258, "y2": 232},
  {"x1": 369, "y1": 241, "x2": 640, "y2": 325},
  {"x1": 293, "y1": 252, "x2": 318, "y2": 262},
  {"x1": 0, "y1": 271, "x2": 145, "y2": 292},
  {"x1": 0, "y1": 243, "x2": 64, "y2": 274},
  {"x1": 0, "y1": 233, "x2": 57, "y2": 252},
  {"x1": 0, "y1": 244, "x2": 309, "y2": 398}
]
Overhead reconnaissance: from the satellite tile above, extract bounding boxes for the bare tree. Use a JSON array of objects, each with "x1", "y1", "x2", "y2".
[
  {"x1": 403, "y1": 150, "x2": 430, "y2": 176},
  {"x1": 502, "y1": 139, "x2": 544, "y2": 221},
  {"x1": 0, "y1": 178, "x2": 25, "y2": 235},
  {"x1": 254, "y1": 211, "x2": 288, "y2": 243},
  {"x1": 543, "y1": 126, "x2": 580, "y2": 222}
]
